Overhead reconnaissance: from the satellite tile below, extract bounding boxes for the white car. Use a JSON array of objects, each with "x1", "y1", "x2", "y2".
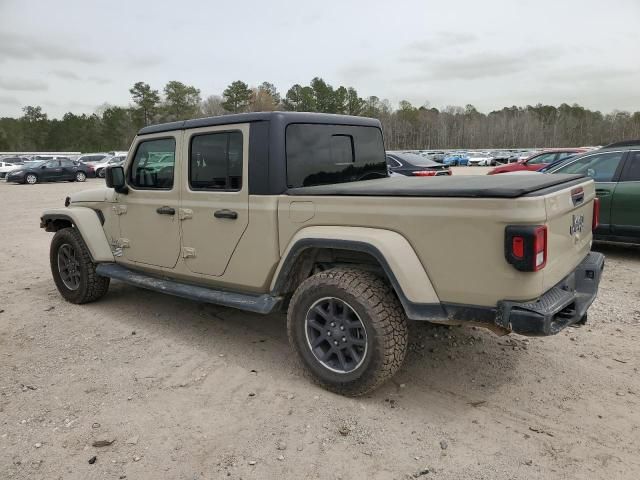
[
  {"x1": 0, "y1": 160, "x2": 26, "y2": 178},
  {"x1": 466, "y1": 152, "x2": 494, "y2": 166},
  {"x1": 93, "y1": 155, "x2": 127, "y2": 178}
]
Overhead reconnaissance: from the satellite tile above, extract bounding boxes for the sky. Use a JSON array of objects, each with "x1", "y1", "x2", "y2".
[{"x1": 0, "y1": 0, "x2": 639, "y2": 118}]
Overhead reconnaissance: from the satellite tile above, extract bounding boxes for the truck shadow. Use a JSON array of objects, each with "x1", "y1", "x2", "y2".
[
  {"x1": 98, "y1": 281, "x2": 522, "y2": 409},
  {"x1": 592, "y1": 242, "x2": 640, "y2": 261}
]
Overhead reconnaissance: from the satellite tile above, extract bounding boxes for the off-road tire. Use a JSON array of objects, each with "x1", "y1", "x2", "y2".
[
  {"x1": 50, "y1": 227, "x2": 110, "y2": 304},
  {"x1": 287, "y1": 268, "x2": 408, "y2": 396}
]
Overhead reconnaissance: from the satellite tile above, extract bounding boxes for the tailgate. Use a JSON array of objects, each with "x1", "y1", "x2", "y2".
[{"x1": 543, "y1": 179, "x2": 596, "y2": 292}]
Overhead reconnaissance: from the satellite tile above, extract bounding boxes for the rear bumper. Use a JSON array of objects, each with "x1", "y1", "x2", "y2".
[
  {"x1": 497, "y1": 252, "x2": 605, "y2": 335},
  {"x1": 436, "y1": 252, "x2": 605, "y2": 336}
]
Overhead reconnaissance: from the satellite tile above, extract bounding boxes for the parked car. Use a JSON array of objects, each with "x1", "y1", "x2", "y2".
[
  {"x1": 5, "y1": 158, "x2": 92, "y2": 184},
  {"x1": 488, "y1": 149, "x2": 588, "y2": 174},
  {"x1": 488, "y1": 151, "x2": 512, "y2": 165},
  {"x1": 443, "y1": 152, "x2": 469, "y2": 166},
  {"x1": 547, "y1": 140, "x2": 640, "y2": 244},
  {"x1": 77, "y1": 153, "x2": 109, "y2": 165},
  {"x1": 94, "y1": 155, "x2": 127, "y2": 178},
  {"x1": 386, "y1": 152, "x2": 452, "y2": 176},
  {"x1": 40, "y1": 111, "x2": 603, "y2": 395},
  {"x1": 0, "y1": 159, "x2": 27, "y2": 178},
  {"x1": 466, "y1": 152, "x2": 494, "y2": 166}
]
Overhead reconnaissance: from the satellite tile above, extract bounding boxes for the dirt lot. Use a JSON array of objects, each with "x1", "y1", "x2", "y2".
[{"x1": 1, "y1": 178, "x2": 639, "y2": 480}]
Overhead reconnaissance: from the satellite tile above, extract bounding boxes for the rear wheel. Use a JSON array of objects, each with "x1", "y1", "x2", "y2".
[
  {"x1": 97, "y1": 168, "x2": 105, "y2": 178},
  {"x1": 25, "y1": 173, "x2": 38, "y2": 184},
  {"x1": 50, "y1": 227, "x2": 110, "y2": 304},
  {"x1": 75, "y1": 171, "x2": 87, "y2": 182},
  {"x1": 287, "y1": 268, "x2": 408, "y2": 396}
]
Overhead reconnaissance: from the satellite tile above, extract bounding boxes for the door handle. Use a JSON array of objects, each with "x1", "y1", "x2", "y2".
[
  {"x1": 156, "y1": 206, "x2": 176, "y2": 215},
  {"x1": 214, "y1": 209, "x2": 238, "y2": 220},
  {"x1": 595, "y1": 189, "x2": 611, "y2": 196}
]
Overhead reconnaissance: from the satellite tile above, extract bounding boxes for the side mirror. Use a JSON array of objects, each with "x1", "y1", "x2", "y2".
[
  {"x1": 586, "y1": 168, "x2": 596, "y2": 178},
  {"x1": 41, "y1": 165, "x2": 47, "y2": 169},
  {"x1": 105, "y1": 165, "x2": 128, "y2": 194}
]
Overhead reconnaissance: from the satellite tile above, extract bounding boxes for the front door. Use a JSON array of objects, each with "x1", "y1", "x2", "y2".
[
  {"x1": 117, "y1": 133, "x2": 182, "y2": 268},
  {"x1": 611, "y1": 150, "x2": 640, "y2": 238},
  {"x1": 179, "y1": 124, "x2": 249, "y2": 277},
  {"x1": 42, "y1": 160, "x2": 63, "y2": 181}
]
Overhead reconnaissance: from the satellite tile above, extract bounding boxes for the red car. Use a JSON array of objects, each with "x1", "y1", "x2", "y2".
[{"x1": 488, "y1": 148, "x2": 588, "y2": 174}]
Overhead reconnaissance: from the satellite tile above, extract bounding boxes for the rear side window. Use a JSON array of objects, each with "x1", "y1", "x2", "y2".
[
  {"x1": 129, "y1": 138, "x2": 176, "y2": 189},
  {"x1": 286, "y1": 124, "x2": 386, "y2": 188},
  {"x1": 189, "y1": 131, "x2": 243, "y2": 191},
  {"x1": 620, "y1": 151, "x2": 640, "y2": 181}
]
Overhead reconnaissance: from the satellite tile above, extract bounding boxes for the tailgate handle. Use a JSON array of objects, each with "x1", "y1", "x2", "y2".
[{"x1": 214, "y1": 209, "x2": 238, "y2": 220}]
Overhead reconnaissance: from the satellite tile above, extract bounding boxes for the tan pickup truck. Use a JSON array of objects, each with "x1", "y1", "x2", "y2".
[{"x1": 41, "y1": 112, "x2": 604, "y2": 395}]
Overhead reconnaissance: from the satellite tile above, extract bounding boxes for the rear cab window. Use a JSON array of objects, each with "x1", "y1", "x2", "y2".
[{"x1": 286, "y1": 124, "x2": 387, "y2": 188}]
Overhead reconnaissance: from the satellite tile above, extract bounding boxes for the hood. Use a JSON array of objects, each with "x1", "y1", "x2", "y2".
[{"x1": 70, "y1": 187, "x2": 117, "y2": 203}]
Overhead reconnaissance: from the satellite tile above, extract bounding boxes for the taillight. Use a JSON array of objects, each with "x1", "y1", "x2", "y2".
[
  {"x1": 412, "y1": 170, "x2": 437, "y2": 176},
  {"x1": 592, "y1": 197, "x2": 600, "y2": 232},
  {"x1": 505, "y1": 225, "x2": 547, "y2": 272}
]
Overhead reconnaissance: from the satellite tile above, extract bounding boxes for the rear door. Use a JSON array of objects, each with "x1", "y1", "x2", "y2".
[
  {"x1": 551, "y1": 150, "x2": 627, "y2": 233},
  {"x1": 60, "y1": 159, "x2": 77, "y2": 179},
  {"x1": 611, "y1": 150, "x2": 640, "y2": 238},
  {"x1": 179, "y1": 124, "x2": 249, "y2": 276}
]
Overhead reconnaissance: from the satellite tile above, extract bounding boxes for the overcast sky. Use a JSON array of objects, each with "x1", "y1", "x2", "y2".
[{"x1": 1, "y1": 0, "x2": 639, "y2": 118}]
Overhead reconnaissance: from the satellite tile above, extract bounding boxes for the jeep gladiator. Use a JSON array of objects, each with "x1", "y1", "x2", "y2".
[{"x1": 41, "y1": 112, "x2": 604, "y2": 395}]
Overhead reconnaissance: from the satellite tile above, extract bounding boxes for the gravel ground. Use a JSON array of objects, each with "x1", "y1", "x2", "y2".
[{"x1": 0, "y1": 178, "x2": 639, "y2": 480}]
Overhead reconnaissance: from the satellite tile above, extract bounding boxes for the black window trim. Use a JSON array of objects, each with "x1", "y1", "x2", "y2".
[
  {"x1": 127, "y1": 135, "x2": 177, "y2": 191},
  {"x1": 187, "y1": 128, "x2": 244, "y2": 193}
]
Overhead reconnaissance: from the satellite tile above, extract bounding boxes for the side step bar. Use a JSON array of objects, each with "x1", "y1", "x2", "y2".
[{"x1": 95, "y1": 263, "x2": 281, "y2": 315}]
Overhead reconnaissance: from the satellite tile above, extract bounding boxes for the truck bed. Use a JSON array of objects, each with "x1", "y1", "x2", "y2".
[{"x1": 287, "y1": 174, "x2": 586, "y2": 198}]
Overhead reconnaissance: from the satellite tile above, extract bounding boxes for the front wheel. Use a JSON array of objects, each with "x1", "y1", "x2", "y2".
[
  {"x1": 50, "y1": 227, "x2": 110, "y2": 304},
  {"x1": 287, "y1": 268, "x2": 408, "y2": 396},
  {"x1": 25, "y1": 173, "x2": 38, "y2": 184},
  {"x1": 97, "y1": 169, "x2": 105, "y2": 178},
  {"x1": 75, "y1": 171, "x2": 87, "y2": 182}
]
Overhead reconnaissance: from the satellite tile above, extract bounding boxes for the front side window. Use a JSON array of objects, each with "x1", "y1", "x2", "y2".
[
  {"x1": 189, "y1": 131, "x2": 243, "y2": 191},
  {"x1": 60, "y1": 159, "x2": 74, "y2": 167},
  {"x1": 129, "y1": 138, "x2": 176, "y2": 189},
  {"x1": 286, "y1": 124, "x2": 386, "y2": 188},
  {"x1": 45, "y1": 160, "x2": 60, "y2": 168},
  {"x1": 552, "y1": 151, "x2": 624, "y2": 182}
]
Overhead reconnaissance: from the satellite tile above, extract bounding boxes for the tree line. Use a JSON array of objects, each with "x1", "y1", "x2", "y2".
[{"x1": 1, "y1": 78, "x2": 639, "y2": 153}]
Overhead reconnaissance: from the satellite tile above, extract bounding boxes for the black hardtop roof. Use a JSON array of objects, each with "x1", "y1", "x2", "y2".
[{"x1": 138, "y1": 111, "x2": 381, "y2": 135}]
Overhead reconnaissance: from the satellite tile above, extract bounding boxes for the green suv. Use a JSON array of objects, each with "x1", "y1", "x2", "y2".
[{"x1": 548, "y1": 141, "x2": 640, "y2": 244}]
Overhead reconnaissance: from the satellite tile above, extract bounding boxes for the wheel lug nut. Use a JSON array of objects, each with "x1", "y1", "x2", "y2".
[
  {"x1": 327, "y1": 331, "x2": 331, "y2": 336},
  {"x1": 342, "y1": 337, "x2": 346, "y2": 342},
  {"x1": 340, "y1": 325, "x2": 345, "y2": 331},
  {"x1": 330, "y1": 322, "x2": 336, "y2": 327},
  {"x1": 334, "y1": 340, "x2": 338, "y2": 346}
]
